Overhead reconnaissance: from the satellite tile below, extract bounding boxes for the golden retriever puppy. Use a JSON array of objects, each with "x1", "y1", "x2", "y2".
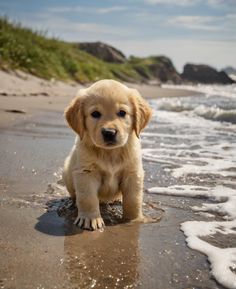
[{"x1": 63, "y1": 79, "x2": 152, "y2": 230}]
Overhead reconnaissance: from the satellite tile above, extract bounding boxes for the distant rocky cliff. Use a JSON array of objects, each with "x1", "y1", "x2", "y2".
[{"x1": 181, "y1": 64, "x2": 234, "y2": 84}]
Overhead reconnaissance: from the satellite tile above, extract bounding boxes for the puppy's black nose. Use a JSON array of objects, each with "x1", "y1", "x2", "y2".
[{"x1": 101, "y1": 128, "x2": 117, "y2": 143}]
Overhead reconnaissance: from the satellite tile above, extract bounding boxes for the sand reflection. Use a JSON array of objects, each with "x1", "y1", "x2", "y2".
[{"x1": 63, "y1": 224, "x2": 140, "y2": 289}]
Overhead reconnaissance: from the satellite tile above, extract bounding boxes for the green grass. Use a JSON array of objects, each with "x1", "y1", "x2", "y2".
[
  {"x1": 0, "y1": 17, "x2": 178, "y2": 83},
  {"x1": 0, "y1": 17, "x2": 115, "y2": 82}
]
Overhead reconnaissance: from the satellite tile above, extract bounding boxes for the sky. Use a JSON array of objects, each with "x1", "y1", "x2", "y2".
[{"x1": 0, "y1": 0, "x2": 236, "y2": 72}]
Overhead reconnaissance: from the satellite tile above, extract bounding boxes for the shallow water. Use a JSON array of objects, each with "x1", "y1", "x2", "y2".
[{"x1": 145, "y1": 84, "x2": 236, "y2": 289}]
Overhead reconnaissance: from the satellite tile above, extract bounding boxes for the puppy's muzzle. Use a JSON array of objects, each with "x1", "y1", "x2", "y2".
[{"x1": 101, "y1": 128, "x2": 117, "y2": 144}]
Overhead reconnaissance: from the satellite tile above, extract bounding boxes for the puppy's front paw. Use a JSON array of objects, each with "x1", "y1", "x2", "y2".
[{"x1": 74, "y1": 215, "x2": 105, "y2": 231}]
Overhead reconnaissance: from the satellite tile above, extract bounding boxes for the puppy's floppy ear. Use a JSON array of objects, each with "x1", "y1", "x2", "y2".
[
  {"x1": 130, "y1": 89, "x2": 153, "y2": 137},
  {"x1": 64, "y1": 89, "x2": 86, "y2": 139}
]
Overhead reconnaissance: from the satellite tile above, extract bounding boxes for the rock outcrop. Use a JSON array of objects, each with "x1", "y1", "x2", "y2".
[
  {"x1": 181, "y1": 64, "x2": 234, "y2": 84},
  {"x1": 78, "y1": 42, "x2": 126, "y2": 63},
  {"x1": 129, "y1": 56, "x2": 182, "y2": 84},
  {"x1": 148, "y1": 56, "x2": 182, "y2": 84}
]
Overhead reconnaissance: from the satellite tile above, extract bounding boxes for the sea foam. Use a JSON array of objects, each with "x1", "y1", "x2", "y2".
[
  {"x1": 144, "y1": 86, "x2": 236, "y2": 288},
  {"x1": 181, "y1": 220, "x2": 236, "y2": 289}
]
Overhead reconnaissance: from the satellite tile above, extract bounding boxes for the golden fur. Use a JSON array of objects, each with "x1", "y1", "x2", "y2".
[{"x1": 63, "y1": 79, "x2": 152, "y2": 230}]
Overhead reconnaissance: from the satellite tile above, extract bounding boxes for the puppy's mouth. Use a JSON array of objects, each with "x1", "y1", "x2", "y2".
[
  {"x1": 93, "y1": 138, "x2": 126, "y2": 150},
  {"x1": 104, "y1": 140, "x2": 117, "y2": 146}
]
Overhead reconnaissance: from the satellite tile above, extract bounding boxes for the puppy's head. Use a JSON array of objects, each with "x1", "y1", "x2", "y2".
[{"x1": 65, "y1": 80, "x2": 152, "y2": 149}]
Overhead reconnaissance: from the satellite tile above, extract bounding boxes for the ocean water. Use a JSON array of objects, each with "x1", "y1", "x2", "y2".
[{"x1": 143, "y1": 84, "x2": 236, "y2": 289}]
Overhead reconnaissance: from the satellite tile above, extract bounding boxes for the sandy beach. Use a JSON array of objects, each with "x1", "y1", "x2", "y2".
[
  {"x1": 0, "y1": 70, "x2": 200, "y2": 127},
  {"x1": 0, "y1": 70, "x2": 226, "y2": 289}
]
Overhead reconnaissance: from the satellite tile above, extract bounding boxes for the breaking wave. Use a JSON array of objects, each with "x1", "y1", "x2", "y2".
[
  {"x1": 163, "y1": 83, "x2": 236, "y2": 99},
  {"x1": 157, "y1": 94, "x2": 236, "y2": 124},
  {"x1": 194, "y1": 105, "x2": 236, "y2": 124}
]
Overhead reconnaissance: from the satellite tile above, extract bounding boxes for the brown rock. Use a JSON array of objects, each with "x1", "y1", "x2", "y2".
[
  {"x1": 78, "y1": 42, "x2": 126, "y2": 63},
  {"x1": 181, "y1": 64, "x2": 235, "y2": 84}
]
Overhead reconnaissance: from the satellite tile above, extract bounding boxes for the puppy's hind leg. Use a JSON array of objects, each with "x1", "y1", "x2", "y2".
[{"x1": 63, "y1": 156, "x2": 76, "y2": 200}]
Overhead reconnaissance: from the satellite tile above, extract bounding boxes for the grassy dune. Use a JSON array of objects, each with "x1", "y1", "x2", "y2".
[{"x1": 0, "y1": 17, "x2": 178, "y2": 83}]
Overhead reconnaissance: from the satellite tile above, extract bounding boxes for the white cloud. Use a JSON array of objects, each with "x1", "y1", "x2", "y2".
[
  {"x1": 207, "y1": 0, "x2": 236, "y2": 7},
  {"x1": 96, "y1": 6, "x2": 128, "y2": 14},
  {"x1": 144, "y1": 0, "x2": 236, "y2": 7},
  {"x1": 47, "y1": 5, "x2": 128, "y2": 15},
  {"x1": 167, "y1": 15, "x2": 220, "y2": 31},
  {"x1": 144, "y1": 0, "x2": 199, "y2": 6},
  {"x1": 46, "y1": 7, "x2": 74, "y2": 13},
  {"x1": 226, "y1": 13, "x2": 236, "y2": 19},
  {"x1": 167, "y1": 14, "x2": 236, "y2": 32}
]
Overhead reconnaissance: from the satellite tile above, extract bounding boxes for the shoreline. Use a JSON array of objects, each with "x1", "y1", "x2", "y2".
[{"x1": 0, "y1": 69, "x2": 201, "y2": 129}]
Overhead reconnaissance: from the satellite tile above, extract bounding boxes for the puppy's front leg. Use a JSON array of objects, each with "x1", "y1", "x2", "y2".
[
  {"x1": 121, "y1": 170, "x2": 144, "y2": 222},
  {"x1": 72, "y1": 170, "x2": 104, "y2": 230}
]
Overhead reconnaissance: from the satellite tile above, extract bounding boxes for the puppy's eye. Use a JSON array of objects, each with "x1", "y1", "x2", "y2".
[
  {"x1": 117, "y1": 110, "x2": 126, "y2": 117},
  {"x1": 91, "y1": 111, "x2": 101, "y2": 118}
]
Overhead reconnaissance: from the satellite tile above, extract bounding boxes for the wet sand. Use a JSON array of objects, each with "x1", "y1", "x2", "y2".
[{"x1": 0, "y1": 70, "x2": 222, "y2": 289}]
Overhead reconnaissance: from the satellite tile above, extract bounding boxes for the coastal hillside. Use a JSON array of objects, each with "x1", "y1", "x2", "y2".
[
  {"x1": 0, "y1": 18, "x2": 126, "y2": 83},
  {"x1": 0, "y1": 18, "x2": 234, "y2": 84},
  {"x1": 0, "y1": 18, "x2": 179, "y2": 84}
]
